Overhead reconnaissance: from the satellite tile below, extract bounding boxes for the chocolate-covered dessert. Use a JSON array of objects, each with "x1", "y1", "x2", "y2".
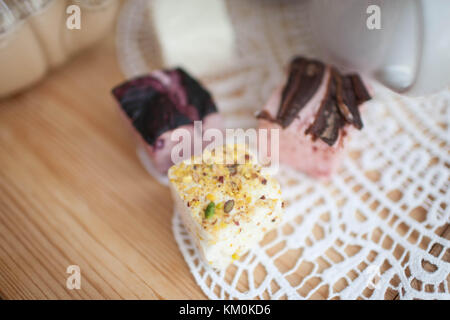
[{"x1": 257, "y1": 56, "x2": 372, "y2": 178}]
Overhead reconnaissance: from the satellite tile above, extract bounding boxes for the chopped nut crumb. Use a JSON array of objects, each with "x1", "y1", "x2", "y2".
[{"x1": 168, "y1": 144, "x2": 284, "y2": 236}]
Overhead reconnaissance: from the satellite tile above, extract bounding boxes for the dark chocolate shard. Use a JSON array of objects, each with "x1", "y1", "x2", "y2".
[
  {"x1": 305, "y1": 67, "x2": 371, "y2": 145},
  {"x1": 273, "y1": 55, "x2": 372, "y2": 146},
  {"x1": 305, "y1": 74, "x2": 344, "y2": 146},
  {"x1": 349, "y1": 73, "x2": 371, "y2": 105},
  {"x1": 112, "y1": 68, "x2": 218, "y2": 147},
  {"x1": 276, "y1": 57, "x2": 325, "y2": 128},
  {"x1": 333, "y1": 69, "x2": 364, "y2": 129}
]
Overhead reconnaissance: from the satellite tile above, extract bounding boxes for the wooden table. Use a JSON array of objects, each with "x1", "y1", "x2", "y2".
[{"x1": 0, "y1": 32, "x2": 208, "y2": 299}]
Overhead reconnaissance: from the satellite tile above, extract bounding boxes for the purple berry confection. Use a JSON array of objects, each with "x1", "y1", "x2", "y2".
[{"x1": 112, "y1": 68, "x2": 223, "y2": 176}]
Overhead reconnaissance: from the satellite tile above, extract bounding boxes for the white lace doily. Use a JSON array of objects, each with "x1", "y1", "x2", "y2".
[{"x1": 117, "y1": 0, "x2": 450, "y2": 299}]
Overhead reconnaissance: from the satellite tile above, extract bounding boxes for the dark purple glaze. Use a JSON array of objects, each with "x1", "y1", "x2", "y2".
[{"x1": 112, "y1": 68, "x2": 218, "y2": 147}]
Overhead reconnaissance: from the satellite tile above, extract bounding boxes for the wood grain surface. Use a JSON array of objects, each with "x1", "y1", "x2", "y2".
[{"x1": 0, "y1": 32, "x2": 208, "y2": 299}]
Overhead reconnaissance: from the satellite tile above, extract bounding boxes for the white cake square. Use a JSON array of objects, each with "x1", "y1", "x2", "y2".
[{"x1": 169, "y1": 144, "x2": 284, "y2": 269}]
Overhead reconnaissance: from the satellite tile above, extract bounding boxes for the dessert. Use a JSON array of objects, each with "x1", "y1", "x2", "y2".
[
  {"x1": 148, "y1": 0, "x2": 235, "y2": 76},
  {"x1": 169, "y1": 144, "x2": 284, "y2": 269},
  {"x1": 112, "y1": 67, "x2": 223, "y2": 175},
  {"x1": 257, "y1": 56, "x2": 372, "y2": 178}
]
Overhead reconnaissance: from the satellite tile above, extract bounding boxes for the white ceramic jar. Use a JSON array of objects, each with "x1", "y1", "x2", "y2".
[{"x1": 0, "y1": 0, "x2": 120, "y2": 98}]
